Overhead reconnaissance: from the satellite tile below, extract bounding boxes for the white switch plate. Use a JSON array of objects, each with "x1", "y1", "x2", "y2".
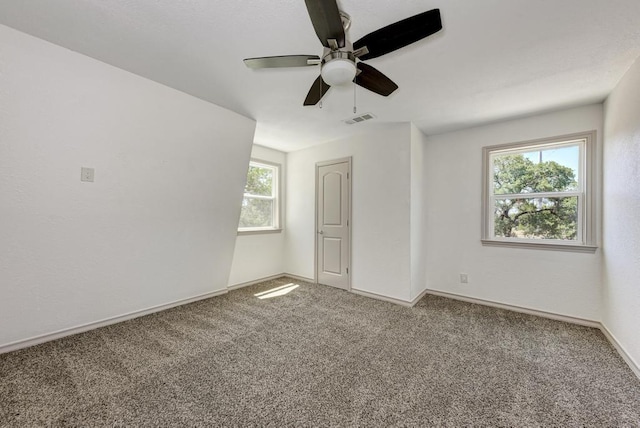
[
  {"x1": 460, "y1": 273, "x2": 468, "y2": 284},
  {"x1": 81, "y1": 167, "x2": 95, "y2": 182}
]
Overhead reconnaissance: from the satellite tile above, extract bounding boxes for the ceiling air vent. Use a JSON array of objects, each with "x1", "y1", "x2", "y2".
[{"x1": 344, "y1": 112, "x2": 376, "y2": 125}]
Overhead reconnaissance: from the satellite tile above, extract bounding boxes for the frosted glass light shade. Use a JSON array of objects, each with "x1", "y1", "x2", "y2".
[{"x1": 321, "y1": 59, "x2": 356, "y2": 86}]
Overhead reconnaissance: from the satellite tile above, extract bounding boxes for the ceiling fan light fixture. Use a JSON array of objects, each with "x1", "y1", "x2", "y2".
[
  {"x1": 243, "y1": 2, "x2": 443, "y2": 106},
  {"x1": 321, "y1": 59, "x2": 356, "y2": 86}
]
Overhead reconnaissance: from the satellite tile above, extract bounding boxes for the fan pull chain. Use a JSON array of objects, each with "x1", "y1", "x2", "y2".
[
  {"x1": 319, "y1": 80, "x2": 323, "y2": 109},
  {"x1": 353, "y1": 82, "x2": 357, "y2": 114}
]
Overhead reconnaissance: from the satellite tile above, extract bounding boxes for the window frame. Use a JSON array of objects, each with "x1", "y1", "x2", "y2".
[
  {"x1": 237, "y1": 159, "x2": 282, "y2": 235},
  {"x1": 481, "y1": 131, "x2": 597, "y2": 253}
]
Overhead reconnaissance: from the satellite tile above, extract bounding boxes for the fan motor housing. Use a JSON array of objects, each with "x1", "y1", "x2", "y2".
[{"x1": 322, "y1": 50, "x2": 356, "y2": 65}]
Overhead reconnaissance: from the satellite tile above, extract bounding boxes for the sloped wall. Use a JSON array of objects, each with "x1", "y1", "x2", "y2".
[
  {"x1": 0, "y1": 25, "x2": 255, "y2": 348},
  {"x1": 228, "y1": 145, "x2": 286, "y2": 287}
]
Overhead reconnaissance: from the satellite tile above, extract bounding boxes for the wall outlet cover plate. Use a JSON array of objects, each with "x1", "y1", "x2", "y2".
[{"x1": 81, "y1": 167, "x2": 95, "y2": 182}]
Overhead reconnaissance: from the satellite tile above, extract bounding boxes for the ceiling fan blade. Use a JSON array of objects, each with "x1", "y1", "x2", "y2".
[
  {"x1": 353, "y1": 9, "x2": 442, "y2": 61},
  {"x1": 244, "y1": 55, "x2": 321, "y2": 69},
  {"x1": 354, "y1": 63, "x2": 398, "y2": 96},
  {"x1": 304, "y1": 75, "x2": 331, "y2": 106},
  {"x1": 304, "y1": 0, "x2": 345, "y2": 48}
]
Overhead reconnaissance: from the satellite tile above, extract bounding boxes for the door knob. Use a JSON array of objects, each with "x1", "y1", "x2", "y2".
[{"x1": 317, "y1": 230, "x2": 324, "y2": 234}]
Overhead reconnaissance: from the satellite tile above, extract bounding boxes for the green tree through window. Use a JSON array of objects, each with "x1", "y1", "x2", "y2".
[
  {"x1": 483, "y1": 132, "x2": 597, "y2": 250},
  {"x1": 239, "y1": 161, "x2": 279, "y2": 230},
  {"x1": 493, "y1": 154, "x2": 578, "y2": 240}
]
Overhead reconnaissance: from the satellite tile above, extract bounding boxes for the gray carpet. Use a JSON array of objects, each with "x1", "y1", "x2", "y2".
[{"x1": 1, "y1": 277, "x2": 639, "y2": 427}]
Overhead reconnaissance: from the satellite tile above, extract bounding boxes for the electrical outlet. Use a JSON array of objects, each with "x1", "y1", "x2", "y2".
[
  {"x1": 81, "y1": 167, "x2": 95, "y2": 182},
  {"x1": 460, "y1": 273, "x2": 468, "y2": 284}
]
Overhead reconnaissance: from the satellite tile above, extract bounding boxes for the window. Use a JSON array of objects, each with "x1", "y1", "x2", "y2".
[
  {"x1": 481, "y1": 131, "x2": 597, "y2": 252},
  {"x1": 238, "y1": 160, "x2": 280, "y2": 233}
]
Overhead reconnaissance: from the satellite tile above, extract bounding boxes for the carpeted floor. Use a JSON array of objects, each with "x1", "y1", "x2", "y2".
[{"x1": 1, "y1": 277, "x2": 639, "y2": 427}]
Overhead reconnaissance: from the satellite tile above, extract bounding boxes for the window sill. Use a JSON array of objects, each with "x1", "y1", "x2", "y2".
[
  {"x1": 481, "y1": 239, "x2": 598, "y2": 253},
  {"x1": 237, "y1": 228, "x2": 282, "y2": 236}
]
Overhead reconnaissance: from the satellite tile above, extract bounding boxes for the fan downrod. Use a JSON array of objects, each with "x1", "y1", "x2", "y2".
[{"x1": 340, "y1": 11, "x2": 351, "y2": 32}]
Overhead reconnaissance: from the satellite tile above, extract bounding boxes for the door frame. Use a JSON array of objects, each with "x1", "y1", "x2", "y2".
[{"x1": 314, "y1": 157, "x2": 352, "y2": 291}]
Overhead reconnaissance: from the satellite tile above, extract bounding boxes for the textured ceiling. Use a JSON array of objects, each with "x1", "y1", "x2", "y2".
[{"x1": 1, "y1": 0, "x2": 639, "y2": 152}]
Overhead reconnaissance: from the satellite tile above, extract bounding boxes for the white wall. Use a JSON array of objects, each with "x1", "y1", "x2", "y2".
[
  {"x1": 602, "y1": 57, "x2": 640, "y2": 369},
  {"x1": 423, "y1": 104, "x2": 603, "y2": 320},
  {"x1": 410, "y1": 124, "x2": 429, "y2": 300},
  {"x1": 285, "y1": 124, "x2": 413, "y2": 301},
  {"x1": 0, "y1": 25, "x2": 255, "y2": 347},
  {"x1": 228, "y1": 145, "x2": 286, "y2": 286}
]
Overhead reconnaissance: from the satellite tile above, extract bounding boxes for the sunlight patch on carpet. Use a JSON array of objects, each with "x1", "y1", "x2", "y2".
[{"x1": 254, "y1": 283, "x2": 300, "y2": 299}]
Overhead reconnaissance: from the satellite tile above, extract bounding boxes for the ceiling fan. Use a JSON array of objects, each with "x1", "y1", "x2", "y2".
[{"x1": 243, "y1": 0, "x2": 442, "y2": 106}]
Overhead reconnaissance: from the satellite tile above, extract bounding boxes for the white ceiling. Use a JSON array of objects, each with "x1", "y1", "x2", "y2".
[{"x1": 1, "y1": 0, "x2": 639, "y2": 152}]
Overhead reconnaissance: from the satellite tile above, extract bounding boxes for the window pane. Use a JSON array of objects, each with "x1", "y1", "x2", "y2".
[
  {"x1": 522, "y1": 144, "x2": 580, "y2": 182},
  {"x1": 493, "y1": 196, "x2": 578, "y2": 240},
  {"x1": 493, "y1": 146, "x2": 579, "y2": 195},
  {"x1": 245, "y1": 165, "x2": 273, "y2": 196},
  {"x1": 239, "y1": 198, "x2": 274, "y2": 228}
]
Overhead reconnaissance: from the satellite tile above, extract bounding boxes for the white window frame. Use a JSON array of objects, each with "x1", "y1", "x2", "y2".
[
  {"x1": 238, "y1": 159, "x2": 281, "y2": 235},
  {"x1": 481, "y1": 131, "x2": 597, "y2": 253}
]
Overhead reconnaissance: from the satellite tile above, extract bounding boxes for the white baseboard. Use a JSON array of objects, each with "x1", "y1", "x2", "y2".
[
  {"x1": 599, "y1": 323, "x2": 640, "y2": 380},
  {"x1": 410, "y1": 288, "x2": 430, "y2": 307},
  {"x1": 4, "y1": 276, "x2": 638, "y2": 382},
  {"x1": 282, "y1": 273, "x2": 315, "y2": 283},
  {"x1": 424, "y1": 288, "x2": 640, "y2": 381},
  {"x1": 425, "y1": 288, "x2": 600, "y2": 328},
  {"x1": 351, "y1": 288, "x2": 415, "y2": 307},
  {"x1": 0, "y1": 288, "x2": 228, "y2": 355},
  {"x1": 231, "y1": 274, "x2": 423, "y2": 309},
  {"x1": 227, "y1": 274, "x2": 287, "y2": 290},
  {"x1": 227, "y1": 273, "x2": 315, "y2": 291}
]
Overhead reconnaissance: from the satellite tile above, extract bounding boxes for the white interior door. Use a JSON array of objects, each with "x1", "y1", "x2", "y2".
[{"x1": 316, "y1": 159, "x2": 350, "y2": 290}]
